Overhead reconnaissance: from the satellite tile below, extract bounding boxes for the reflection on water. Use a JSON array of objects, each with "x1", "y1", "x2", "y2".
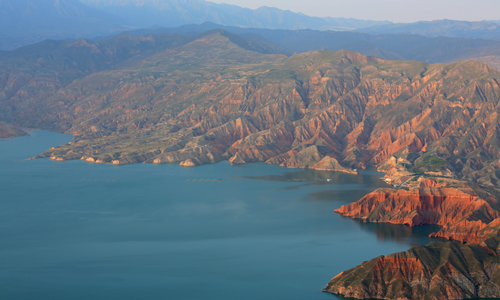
[
  {"x1": 242, "y1": 168, "x2": 386, "y2": 190},
  {"x1": 243, "y1": 166, "x2": 441, "y2": 247},
  {"x1": 347, "y1": 217, "x2": 441, "y2": 246},
  {"x1": 307, "y1": 188, "x2": 378, "y2": 203},
  {"x1": 242, "y1": 167, "x2": 356, "y2": 182}
]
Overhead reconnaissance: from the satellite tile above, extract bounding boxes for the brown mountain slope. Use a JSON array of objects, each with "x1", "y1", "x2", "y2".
[
  {"x1": 1, "y1": 31, "x2": 500, "y2": 184},
  {"x1": 335, "y1": 186, "x2": 500, "y2": 243},
  {"x1": 328, "y1": 184, "x2": 500, "y2": 299},
  {"x1": 323, "y1": 231, "x2": 500, "y2": 300},
  {"x1": 0, "y1": 123, "x2": 27, "y2": 138}
]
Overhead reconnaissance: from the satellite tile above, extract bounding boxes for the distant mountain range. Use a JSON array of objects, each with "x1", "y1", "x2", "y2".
[
  {"x1": 113, "y1": 22, "x2": 500, "y2": 70},
  {"x1": 359, "y1": 19, "x2": 500, "y2": 39},
  {"x1": 79, "y1": 0, "x2": 390, "y2": 30},
  {"x1": 0, "y1": 0, "x2": 389, "y2": 51},
  {"x1": 1, "y1": 0, "x2": 500, "y2": 54},
  {"x1": 0, "y1": 0, "x2": 129, "y2": 49}
]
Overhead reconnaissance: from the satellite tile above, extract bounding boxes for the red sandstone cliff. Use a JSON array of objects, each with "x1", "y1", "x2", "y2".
[
  {"x1": 1, "y1": 33, "x2": 499, "y2": 183},
  {"x1": 324, "y1": 232, "x2": 500, "y2": 300},
  {"x1": 335, "y1": 187, "x2": 500, "y2": 243},
  {"x1": 328, "y1": 185, "x2": 500, "y2": 300}
]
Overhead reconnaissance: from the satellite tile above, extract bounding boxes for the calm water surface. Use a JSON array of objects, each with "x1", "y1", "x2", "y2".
[{"x1": 0, "y1": 130, "x2": 439, "y2": 300}]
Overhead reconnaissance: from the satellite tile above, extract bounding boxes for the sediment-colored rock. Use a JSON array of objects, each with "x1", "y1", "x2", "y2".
[
  {"x1": 335, "y1": 187, "x2": 500, "y2": 243},
  {"x1": 419, "y1": 178, "x2": 447, "y2": 188},
  {"x1": 324, "y1": 232, "x2": 500, "y2": 300},
  {"x1": 0, "y1": 123, "x2": 27, "y2": 138},
  {"x1": 50, "y1": 156, "x2": 66, "y2": 161},
  {"x1": 429, "y1": 218, "x2": 500, "y2": 244},
  {"x1": 329, "y1": 184, "x2": 500, "y2": 300},
  {"x1": 1, "y1": 32, "x2": 499, "y2": 182},
  {"x1": 311, "y1": 156, "x2": 357, "y2": 173}
]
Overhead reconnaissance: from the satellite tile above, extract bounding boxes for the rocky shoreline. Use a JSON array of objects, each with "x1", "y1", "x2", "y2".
[
  {"x1": 0, "y1": 123, "x2": 28, "y2": 139},
  {"x1": 325, "y1": 173, "x2": 500, "y2": 300},
  {"x1": 40, "y1": 144, "x2": 358, "y2": 173},
  {"x1": 323, "y1": 234, "x2": 500, "y2": 300}
]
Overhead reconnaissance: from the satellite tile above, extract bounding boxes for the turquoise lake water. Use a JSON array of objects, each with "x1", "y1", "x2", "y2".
[{"x1": 0, "y1": 130, "x2": 439, "y2": 300}]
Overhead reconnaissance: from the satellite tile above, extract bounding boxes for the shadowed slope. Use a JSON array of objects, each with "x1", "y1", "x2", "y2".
[
  {"x1": 324, "y1": 232, "x2": 500, "y2": 300},
  {"x1": 1, "y1": 31, "x2": 500, "y2": 184},
  {"x1": 120, "y1": 23, "x2": 500, "y2": 70},
  {"x1": 0, "y1": 123, "x2": 27, "y2": 138}
]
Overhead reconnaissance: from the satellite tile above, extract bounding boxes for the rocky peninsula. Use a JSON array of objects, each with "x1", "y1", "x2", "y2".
[
  {"x1": 0, "y1": 123, "x2": 27, "y2": 138},
  {"x1": 324, "y1": 232, "x2": 500, "y2": 300},
  {"x1": 326, "y1": 176, "x2": 500, "y2": 299}
]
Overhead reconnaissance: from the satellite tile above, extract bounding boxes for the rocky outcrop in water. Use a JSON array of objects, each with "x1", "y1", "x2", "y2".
[
  {"x1": 323, "y1": 232, "x2": 500, "y2": 300},
  {"x1": 327, "y1": 185, "x2": 500, "y2": 299},
  {"x1": 335, "y1": 187, "x2": 500, "y2": 243}
]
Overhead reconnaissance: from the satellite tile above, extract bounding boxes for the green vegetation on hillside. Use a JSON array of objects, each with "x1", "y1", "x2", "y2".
[{"x1": 411, "y1": 156, "x2": 447, "y2": 173}]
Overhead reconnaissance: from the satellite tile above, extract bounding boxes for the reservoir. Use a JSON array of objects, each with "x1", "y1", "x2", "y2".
[{"x1": 0, "y1": 130, "x2": 438, "y2": 300}]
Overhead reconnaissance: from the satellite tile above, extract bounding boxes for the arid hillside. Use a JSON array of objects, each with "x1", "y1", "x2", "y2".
[
  {"x1": 324, "y1": 231, "x2": 500, "y2": 300},
  {"x1": 1, "y1": 30, "x2": 500, "y2": 184},
  {"x1": 0, "y1": 123, "x2": 27, "y2": 138}
]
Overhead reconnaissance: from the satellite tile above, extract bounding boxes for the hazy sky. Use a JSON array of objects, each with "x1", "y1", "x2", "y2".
[{"x1": 209, "y1": 0, "x2": 499, "y2": 23}]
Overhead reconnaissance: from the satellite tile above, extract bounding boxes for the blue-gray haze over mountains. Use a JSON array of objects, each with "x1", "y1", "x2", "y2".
[
  {"x1": 358, "y1": 19, "x2": 500, "y2": 40},
  {"x1": 3, "y1": 0, "x2": 500, "y2": 52},
  {"x1": 79, "y1": 0, "x2": 391, "y2": 30},
  {"x1": 0, "y1": 0, "x2": 129, "y2": 50},
  {"x1": 0, "y1": 0, "x2": 389, "y2": 50},
  {"x1": 108, "y1": 22, "x2": 500, "y2": 70}
]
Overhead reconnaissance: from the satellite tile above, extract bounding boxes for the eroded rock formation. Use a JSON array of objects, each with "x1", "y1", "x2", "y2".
[
  {"x1": 324, "y1": 232, "x2": 500, "y2": 300},
  {"x1": 3, "y1": 27, "x2": 500, "y2": 300},
  {"x1": 335, "y1": 187, "x2": 500, "y2": 243},
  {"x1": 328, "y1": 185, "x2": 500, "y2": 299},
  {"x1": 0, "y1": 31, "x2": 499, "y2": 181}
]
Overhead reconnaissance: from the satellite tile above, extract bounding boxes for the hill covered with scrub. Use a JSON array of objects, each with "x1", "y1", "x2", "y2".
[{"x1": 0, "y1": 30, "x2": 499, "y2": 184}]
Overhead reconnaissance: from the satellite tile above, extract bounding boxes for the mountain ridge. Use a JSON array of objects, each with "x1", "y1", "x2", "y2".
[
  {"x1": 359, "y1": 19, "x2": 500, "y2": 39},
  {"x1": 0, "y1": 123, "x2": 28, "y2": 138},
  {"x1": 79, "y1": 0, "x2": 390, "y2": 30},
  {"x1": 325, "y1": 183, "x2": 500, "y2": 299},
  {"x1": 1, "y1": 31, "x2": 500, "y2": 186},
  {"x1": 113, "y1": 22, "x2": 500, "y2": 71},
  {"x1": 324, "y1": 232, "x2": 500, "y2": 300},
  {"x1": 0, "y1": 0, "x2": 130, "y2": 50}
]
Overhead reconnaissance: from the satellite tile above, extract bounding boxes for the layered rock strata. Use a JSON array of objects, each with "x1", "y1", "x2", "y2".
[
  {"x1": 324, "y1": 232, "x2": 500, "y2": 300},
  {"x1": 335, "y1": 187, "x2": 500, "y2": 243},
  {"x1": 0, "y1": 32, "x2": 499, "y2": 181},
  {"x1": 328, "y1": 185, "x2": 500, "y2": 300}
]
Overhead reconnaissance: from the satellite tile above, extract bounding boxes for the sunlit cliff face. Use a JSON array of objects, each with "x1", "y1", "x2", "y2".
[
  {"x1": 1, "y1": 33, "x2": 497, "y2": 185},
  {"x1": 336, "y1": 186, "x2": 500, "y2": 243}
]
